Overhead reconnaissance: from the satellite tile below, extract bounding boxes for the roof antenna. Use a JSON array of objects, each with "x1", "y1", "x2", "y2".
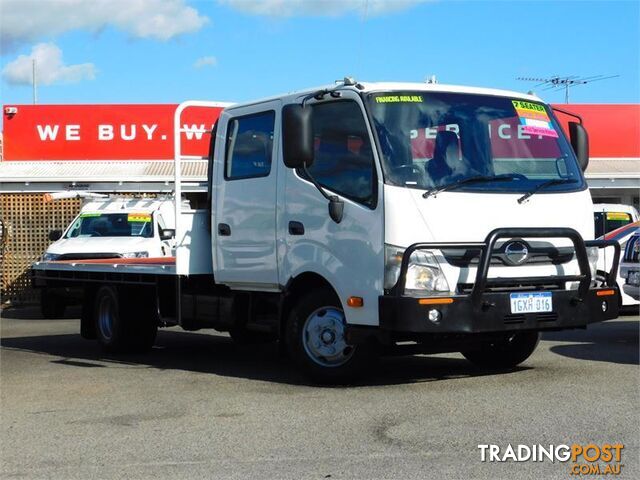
[
  {"x1": 426, "y1": 75, "x2": 437, "y2": 84},
  {"x1": 517, "y1": 74, "x2": 619, "y2": 103}
]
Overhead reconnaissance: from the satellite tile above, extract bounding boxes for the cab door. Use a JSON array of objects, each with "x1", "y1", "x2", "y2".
[
  {"x1": 280, "y1": 94, "x2": 385, "y2": 326},
  {"x1": 213, "y1": 102, "x2": 281, "y2": 290}
]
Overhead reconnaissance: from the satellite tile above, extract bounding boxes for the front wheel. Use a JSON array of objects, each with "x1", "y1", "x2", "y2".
[
  {"x1": 286, "y1": 289, "x2": 376, "y2": 384},
  {"x1": 461, "y1": 331, "x2": 540, "y2": 369}
]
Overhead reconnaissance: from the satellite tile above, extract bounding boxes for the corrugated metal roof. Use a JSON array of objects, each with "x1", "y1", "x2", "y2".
[
  {"x1": 584, "y1": 158, "x2": 640, "y2": 177},
  {"x1": 0, "y1": 159, "x2": 208, "y2": 182}
]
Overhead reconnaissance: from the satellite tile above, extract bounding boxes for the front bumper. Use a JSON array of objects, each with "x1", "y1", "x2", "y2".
[
  {"x1": 379, "y1": 227, "x2": 620, "y2": 334},
  {"x1": 380, "y1": 288, "x2": 618, "y2": 334}
]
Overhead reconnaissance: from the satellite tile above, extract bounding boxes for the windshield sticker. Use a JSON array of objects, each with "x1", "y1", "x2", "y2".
[
  {"x1": 127, "y1": 213, "x2": 151, "y2": 223},
  {"x1": 79, "y1": 213, "x2": 101, "y2": 218},
  {"x1": 375, "y1": 95, "x2": 423, "y2": 104},
  {"x1": 512, "y1": 100, "x2": 558, "y2": 138},
  {"x1": 606, "y1": 212, "x2": 630, "y2": 221}
]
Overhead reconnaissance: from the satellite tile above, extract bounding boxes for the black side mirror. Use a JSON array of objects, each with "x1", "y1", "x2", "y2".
[
  {"x1": 282, "y1": 104, "x2": 314, "y2": 169},
  {"x1": 160, "y1": 228, "x2": 175, "y2": 240},
  {"x1": 568, "y1": 121, "x2": 589, "y2": 172},
  {"x1": 328, "y1": 196, "x2": 344, "y2": 224},
  {"x1": 48, "y1": 230, "x2": 62, "y2": 241}
]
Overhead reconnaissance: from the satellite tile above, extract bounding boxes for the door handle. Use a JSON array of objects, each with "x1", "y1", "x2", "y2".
[
  {"x1": 288, "y1": 221, "x2": 305, "y2": 236},
  {"x1": 218, "y1": 223, "x2": 231, "y2": 236}
]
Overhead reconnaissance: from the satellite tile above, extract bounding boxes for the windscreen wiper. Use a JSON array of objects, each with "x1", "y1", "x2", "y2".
[
  {"x1": 517, "y1": 178, "x2": 578, "y2": 204},
  {"x1": 422, "y1": 174, "x2": 523, "y2": 199}
]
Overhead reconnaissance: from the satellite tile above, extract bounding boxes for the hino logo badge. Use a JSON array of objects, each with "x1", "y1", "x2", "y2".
[{"x1": 504, "y1": 241, "x2": 529, "y2": 265}]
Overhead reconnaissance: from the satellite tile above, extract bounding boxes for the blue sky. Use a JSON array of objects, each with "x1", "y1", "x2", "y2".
[{"x1": 1, "y1": 0, "x2": 639, "y2": 106}]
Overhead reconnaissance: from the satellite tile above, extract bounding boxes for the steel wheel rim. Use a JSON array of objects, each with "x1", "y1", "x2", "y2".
[
  {"x1": 302, "y1": 306, "x2": 355, "y2": 367},
  {"x1": 98, "y1": 294, "x2": 116, "y2": 341}
]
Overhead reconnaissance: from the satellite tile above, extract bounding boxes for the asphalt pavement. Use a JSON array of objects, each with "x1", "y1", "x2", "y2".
[{"x1": 1, "y1": 306, "x2": 638, "y2": 479}]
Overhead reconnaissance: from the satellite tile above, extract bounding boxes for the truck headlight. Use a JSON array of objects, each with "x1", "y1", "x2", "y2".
[
  {"x1": 42, "y1": 252, "x2": 60, "y2": 261},
  {"x1": 384, "y1": 244, "x2": 450, "y2": 293},
  {"x1": 121, "y1": 251, "x2": 149, "y2": 258},
  {"x1": 586, "y1": 246, "x2": 599, "y2": 281}
]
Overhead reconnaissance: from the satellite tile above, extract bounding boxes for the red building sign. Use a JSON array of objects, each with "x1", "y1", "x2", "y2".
[
  {"x1": 1, "y1": 103, "x2": 638, "y2": 161},
  {"x1": 2, "y1": 104, "x2": 226, "y2": 160}
]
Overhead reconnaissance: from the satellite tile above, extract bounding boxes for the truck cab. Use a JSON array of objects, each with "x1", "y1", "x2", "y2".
[{"x1": 207, "y1": 80, "x2": 618, "y2": 380}]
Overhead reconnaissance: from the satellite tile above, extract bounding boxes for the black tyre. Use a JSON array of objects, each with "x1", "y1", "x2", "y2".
[
  {"x1": 461, "y1": 331, "x2": 540, "y2": 369},
  {"x1": 94, "y1": 285, "x2": 157, "y2": 353},
  {"x1": 41, "y1": 289, "x2": 66, "y2": 319},
  {"x1": 286, "y1": 289, "x2": 376, "y2": 384}
]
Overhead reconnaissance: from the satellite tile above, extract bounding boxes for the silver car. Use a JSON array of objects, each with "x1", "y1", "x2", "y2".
[{"x1": 621, "y1": 232, "x2": 640, "y2": 302}]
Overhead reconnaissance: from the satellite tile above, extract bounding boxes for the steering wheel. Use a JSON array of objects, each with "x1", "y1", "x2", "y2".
[
  {"x1": 391, "y1": 164, "x2": 423, "y2": 175},
  {"x1": 390, "y1": 164, "x2": 428, "y2": 186},
  {"x1": 507, "y1": 173, "x2": 528, "y2": 180}
]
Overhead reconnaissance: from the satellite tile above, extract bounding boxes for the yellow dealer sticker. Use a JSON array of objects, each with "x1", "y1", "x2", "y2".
[
  {"x1": 374, "y1": 95, "x2": 423, "y2": 103},
  {"x1": 606, "y1": 212, "x2": 630, "y2": 221},
  {"x1": 127, "y1": 213, "x2": 151, "y2": 223}
]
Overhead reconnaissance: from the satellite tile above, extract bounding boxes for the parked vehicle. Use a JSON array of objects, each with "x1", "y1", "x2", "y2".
[
  {"x1": 595, "y1": 221, "x2": 640, "y2": 311},
  {"x1": 40, "y1": 196, "x2": 176, "y2": 318},
  {"x1": 621, "y1": 232, "x2": 640, "y2": 301},
  {"x1": 593, "y1": 203, "x2": 639, "y2": 238},
  {"x1": 32, "y1": 80, "x2": 620, "y2": 383}
]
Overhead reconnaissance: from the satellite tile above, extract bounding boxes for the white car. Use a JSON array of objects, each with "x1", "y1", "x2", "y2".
[
  {"x1": 621, "y1": 232, "x2": 640, "y2": 302},
  {"x1": 593, "y1": 203, "x2": 639, "y2": 238},
  {"x1": 44, "y1": 197, "x2": 176, "y2": 261}
]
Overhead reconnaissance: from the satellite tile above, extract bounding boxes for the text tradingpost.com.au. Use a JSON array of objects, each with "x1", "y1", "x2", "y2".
[{"x1": 478, "y1": 444, "x2": 624, "y2": 476}]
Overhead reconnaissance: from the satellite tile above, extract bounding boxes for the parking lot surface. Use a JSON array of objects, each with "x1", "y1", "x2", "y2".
[{"x1": 1, "y1": 307, "x2": 638, "y2": 480}]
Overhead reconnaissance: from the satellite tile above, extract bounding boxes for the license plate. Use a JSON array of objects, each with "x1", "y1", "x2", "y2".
[
  {"x1": 510, "y1": 292, "x2": 553, "y2": 314},
  {"x1": 628, "y1": 270, "x2": 640, "y2": 287}
]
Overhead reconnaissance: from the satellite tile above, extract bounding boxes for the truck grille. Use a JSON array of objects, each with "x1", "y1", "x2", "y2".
[{"x1": 442, "y1": 241, "x2": 574, "y2": 268}]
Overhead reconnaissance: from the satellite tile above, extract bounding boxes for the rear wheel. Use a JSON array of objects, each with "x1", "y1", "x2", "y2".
[
  {"x1": 461, "y1": 331, "x2": 540, "y2": 369},
  {"x1": 286, "y1": 289, "x2": 375, "y2": 384},
  {"x1": 41, "y1": 289, "x2": 66, "y2": 319},
  {"x1": 94, "y1": 286, "x2": 157, "y2": 353}
]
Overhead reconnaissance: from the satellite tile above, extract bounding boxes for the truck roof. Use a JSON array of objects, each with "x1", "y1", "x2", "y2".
[{"x1": 224, "y1": 80, "x2": 543, "y2": 111}]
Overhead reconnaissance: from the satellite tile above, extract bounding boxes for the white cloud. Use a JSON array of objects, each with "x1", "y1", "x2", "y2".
[
  {"x1": 218, "y1": 0, "x2": 429, "y2": 17},
  {"x1": 0, "y1": 0, "x2": 209, "y2": 50},
  {"x1": 194, "y1": 56, "x2": 218, "y2": 68},
  {"x1": 2, "y1": 43, "x2": 96, "y2": 86}
]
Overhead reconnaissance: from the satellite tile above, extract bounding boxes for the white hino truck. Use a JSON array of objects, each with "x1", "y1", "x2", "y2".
[{"x1": 32, "y1": 79, "x2": 620, "y2": 383}]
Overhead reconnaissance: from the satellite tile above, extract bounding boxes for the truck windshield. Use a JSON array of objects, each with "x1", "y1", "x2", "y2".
[
  {"x1": 366, "y1": 91, "x2": 585, "y2": 193},
  {"x1": 65, "y1": 213, "x2": 153, "y2": 238}
]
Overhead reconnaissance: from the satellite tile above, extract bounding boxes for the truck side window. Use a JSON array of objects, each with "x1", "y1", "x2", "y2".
[
  {"x1": 303, "y1": 101, "x2": 376, "y2": 208},
  {"x1": 225, "y1": 111, "x2": 275, "y2": 180}
]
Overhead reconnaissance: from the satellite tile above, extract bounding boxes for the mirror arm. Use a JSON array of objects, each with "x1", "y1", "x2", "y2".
[
  {"x1": 301, "y1": 163, "x2": 344, "y2": 223},
  {"x1": 301, "y1": 163, "x2": 332, "y2": 202},
  {"x1": 552, "y1": 106, "x2": 583, "y2": 124}
]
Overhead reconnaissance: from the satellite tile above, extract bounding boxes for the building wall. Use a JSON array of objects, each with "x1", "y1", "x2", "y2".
[
  {"x1": 0, "y1": 193, "x2": 81, "y2": 304},
  {"x1": 590, "y1": 187, "x2": 640, "y2": 211}
]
